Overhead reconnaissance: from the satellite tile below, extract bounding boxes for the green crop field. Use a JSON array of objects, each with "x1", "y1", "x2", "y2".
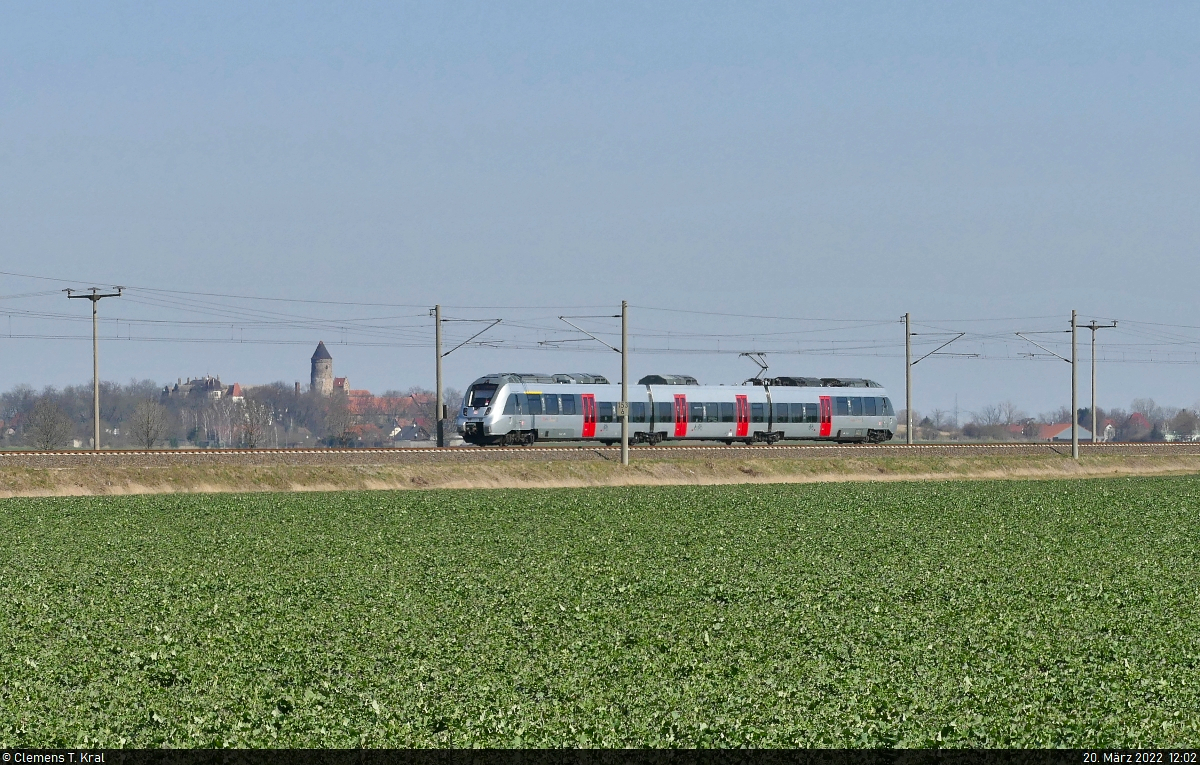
[{"x1": 1, "y1": 478, "x2": 1198, "y2": 747}]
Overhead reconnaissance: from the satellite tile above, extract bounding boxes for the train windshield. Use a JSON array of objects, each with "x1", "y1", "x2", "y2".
[{"x1": 465, "y1": 384, "x2": 498, "y2": 408}]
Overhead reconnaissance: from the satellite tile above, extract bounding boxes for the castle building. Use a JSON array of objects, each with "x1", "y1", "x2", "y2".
[
  {"x1": 311, "y1": 341, "x2": 334, "y2": 396},
  {"x1": 162, "y1": 376, "x2": 242, "y2": 402}
]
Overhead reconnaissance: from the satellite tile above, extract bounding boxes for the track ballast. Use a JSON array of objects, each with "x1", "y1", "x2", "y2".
[{"x1": 2, "y1": 441, "x2": 1199, "y2": 469}]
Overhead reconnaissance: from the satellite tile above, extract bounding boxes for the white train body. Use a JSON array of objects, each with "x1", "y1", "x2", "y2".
[{"x1": 457, "y1": 373, "x2": 896, "y2": 446}]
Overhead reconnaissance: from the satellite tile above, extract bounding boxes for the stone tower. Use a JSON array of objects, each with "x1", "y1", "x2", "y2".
[{"x1": 311, "y1": 341, "x2": 333, "y2": 396}]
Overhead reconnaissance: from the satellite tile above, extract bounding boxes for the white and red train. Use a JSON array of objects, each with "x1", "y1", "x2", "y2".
[{"x1": 457, "y1": 373, "x2": 897, "y2": 446}]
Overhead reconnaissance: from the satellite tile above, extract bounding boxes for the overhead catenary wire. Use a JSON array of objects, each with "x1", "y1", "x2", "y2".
[{"x1": 7, "y1": 270, "x2": 1200, "y2": 364}]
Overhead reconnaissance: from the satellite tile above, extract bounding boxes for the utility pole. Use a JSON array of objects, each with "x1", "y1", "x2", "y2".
[
  {"x1": 66, "y1": 287, "x2": 123, "y2": 451},
  {"x1": 620, "y1": 300, "x2": 629, "y2": 466},
  {"x1": 1082, "y1": 320, "x2": 1118, "y2": 442},
  {"x1": 431, "y1": 308, "x2": 501, "y2": 448},
  {"x1": 1015, "y1": 322, "x2": 1078, "y2": 455},
  {"x1": 546, "y1": 308, "x2": 629, "y2": 464},
  {"x1": 904, "y1": 313, "x2": 912, "y2": 444},
  {"x1": 1071, "y1": 309, "x2": 1078, "y2": 460},
  {"x1": 434, "y1": 304, "x2": 444, "y2": 447},
  {"x1": 902, "y1": 315, "x2": 974, "y2": 445}
]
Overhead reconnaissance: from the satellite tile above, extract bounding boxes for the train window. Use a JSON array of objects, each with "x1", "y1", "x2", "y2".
[
  {"x1": 561, "y1": 394, "x2": 577, "y2": 415},
  {"x1": 543, "y1": 394, "x2": 560, "y2": 415},
  {"x1": 598, "y1": 402, "x2": 614, "y2": 423},
  {"x1": 720, "y1": 402, "x2": 735, "y2": 422},
  {"x1": 882, "y1": 397, "x2": 894, "y2": 416},
  {"x1": 503, "y1": 395, "x2": 519, "y2": 415},
  {"x1": 631, "y1": 402, "x2": 647, "y2": 422},
  {"x1": 526, "y1": 394, "x2": 543, "y2": 415},
  {"x1": 703, "y1": 403, "x2": 719, "y2": 423},
  {"x1": 655, "y1": 402, "x2": 673, "y2": 422},
  {"x1": 849, "y1": 397, "x2": 863, "y2": 416},
  {"x1": 835, "y1": 397, "x2": 851, "y2": 416},
  {"x1": 789, "y1": 403, "x2": 805, "y2": 422},
  {"x1": 465, "y1": 384, "x2": 497, "y2": 408},
  {"x1": 689, "y1": 401, "x2": 705, "y2": 422},
  {"x1": 808, "y1": 403, "x2": 820, "y2": 423},
  {"x1": 863, "y1": 397, "x2": 877, "y2": 416},
  {"x1": 772, "y1": 403, "x2": 788, "y2": 423},
  {"x1": 751, "y1": 403, "x2": 765, "y2": 422}
]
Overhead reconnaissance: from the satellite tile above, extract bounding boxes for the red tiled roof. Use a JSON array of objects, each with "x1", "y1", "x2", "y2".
[
  {"x1": 1039, "y1": 423, "x2": 1070, "y2": 440},
  {"x1": 1128, "y1": 412, "x2": 1151, "y2": 429}
]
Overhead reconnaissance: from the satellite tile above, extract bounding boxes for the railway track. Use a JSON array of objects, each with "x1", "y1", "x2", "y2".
[{"x1": 2, "y1": 441, "x2": 1200, "y2": 468}]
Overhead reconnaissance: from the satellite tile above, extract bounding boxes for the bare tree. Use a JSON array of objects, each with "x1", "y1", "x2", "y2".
[
  {"x1": 1039, "y1": 406, "x2": 1073, "y2": 424},
  {"x1": 325, "y1": 392, "x2": 352, "y2": 446},
  {"x1": 973, "y1": 404, "x2": 1005, "y2": 427},
  {"x1": 1131, "y1": 398, "x2": 1163, "y2": 422},
  {"x1": 241, "y1": 399, "x2": 272, "y2": 448},
  {"x1": 998, "y1": 400, "x2": 1025, "y2": 425},
  {"x1": 1169, "y1": 409, "x2": 1199, "y2": 439},
  {"x1": 209, "y1": 397, "x2": 239, "y2": 446},
  {"x1": 128, "y1": 400, "x2": 169, "y2": 449},
  {"x1": 930, "y1": 408, "x2": 948, "y2": 430},
  {"x1": 27, "y1": 398, "x2": 74, "y2": 449}
]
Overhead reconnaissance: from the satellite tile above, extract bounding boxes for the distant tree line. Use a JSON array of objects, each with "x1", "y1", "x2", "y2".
[
  {"x1": 0, "y1": 380, "x2": 463, "y2": 449},
  {"x1": 901, "y1": 397, "x2": 1200, "y2": 443}
]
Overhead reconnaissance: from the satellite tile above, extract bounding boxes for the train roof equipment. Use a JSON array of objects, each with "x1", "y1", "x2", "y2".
[
  {"x1": 472, "y1": 372, "x2": 611, "y2": 385},
  {"x1": 756, "y1": 376, "x2": 884, "y2": 388},
  {"x1": 763, "y1": 376, "x2": 824, "y2": 387},
  {"x1": 553, "y1": 373, "x2": 611, "y2": 384},
  {"x1": 819, "y1": 377, "x2": 882, "y2": 388},
  {"x1": 638, "y1": 374, "x2": 700, "y2": 386}
]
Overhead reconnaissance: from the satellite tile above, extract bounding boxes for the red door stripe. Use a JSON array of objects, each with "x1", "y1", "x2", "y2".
[
  {"x1": 819, "y1": 396, "x2": 832, "y2": 437},
  {"x1": 674, "y1": 394, "x2": 688, "y2": 438},
  {"x1": 735, "y1": 395, "x2": 749, "y2": 438},
  {"x1": 582, "y1": 394, "x2": 596, "y2": 438}
]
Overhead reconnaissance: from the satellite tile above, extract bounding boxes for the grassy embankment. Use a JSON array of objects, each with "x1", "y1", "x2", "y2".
[
  {"x1": 2, "y1": 477, "x2": 1198, "y2": 746},
  {"x1": 2, "y1": 452, "x2": 1200, "y2": 496}
]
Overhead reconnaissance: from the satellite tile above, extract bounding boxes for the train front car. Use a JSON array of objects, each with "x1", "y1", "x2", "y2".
[
  {"x1": 458, "y1": 374, "x2": 503, "y2": 445},
  {"x1": 457, "y1": 372, "x2": 618, "y2": 446}
]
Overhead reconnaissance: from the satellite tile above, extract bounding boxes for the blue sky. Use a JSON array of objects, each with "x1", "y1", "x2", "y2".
[{"x1": 2, "y1": 2, "x2": 1198, "y2": 416}]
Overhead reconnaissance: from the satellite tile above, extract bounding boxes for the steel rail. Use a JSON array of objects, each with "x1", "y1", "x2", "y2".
[{"x1": 2, "y1": 441, "x2": 1199, "y2": 457}]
